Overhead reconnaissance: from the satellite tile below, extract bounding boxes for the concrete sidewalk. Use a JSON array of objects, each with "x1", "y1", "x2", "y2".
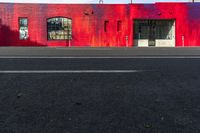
[{"x1": 0, "y1": 47, "x2": 200, "y2": 57}]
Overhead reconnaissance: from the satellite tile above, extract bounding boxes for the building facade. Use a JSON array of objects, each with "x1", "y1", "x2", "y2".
[{"x1": 0, "y1": 2, "x2": 200, "y2": 47}]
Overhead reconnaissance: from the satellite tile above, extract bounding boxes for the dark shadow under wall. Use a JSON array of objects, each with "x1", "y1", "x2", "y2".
[{"x1": 0, "y1": 19, "x2": 44, "y2": 46}]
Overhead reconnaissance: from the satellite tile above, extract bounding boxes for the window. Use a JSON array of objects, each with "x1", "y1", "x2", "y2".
[
  {"x1": 155, "y1": 20, "x2": 173, "y2": 40},
  {"x1": 47, "y1": 17, "x2": 72, "y2": 40},
  {"x1": 19, "y1": 18, "x2": 28, "y2": 40},
  {"x1": 134, "y1": 20, "x2": 173, "y2": 40},
  {"x1": 104, "y1": 21, "x2": 109, "y2": 32},
  {"x1": 117, "y1": 20, "x2": 122, "y2": 32}
]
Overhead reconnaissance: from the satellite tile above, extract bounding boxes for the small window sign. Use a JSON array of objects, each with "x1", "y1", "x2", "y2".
[{"x1": 19, "y1": 18, "x2": 28, "y2": 40}]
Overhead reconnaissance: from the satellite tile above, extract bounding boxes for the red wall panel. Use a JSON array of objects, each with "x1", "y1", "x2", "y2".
[{"x1": 0, "y1": 3, "x2": 200, "y2": 47}]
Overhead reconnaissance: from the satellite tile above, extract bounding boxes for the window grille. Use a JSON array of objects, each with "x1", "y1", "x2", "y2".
[{"x1": 47, "y1": 17, "x2": 72, "y2": 40}]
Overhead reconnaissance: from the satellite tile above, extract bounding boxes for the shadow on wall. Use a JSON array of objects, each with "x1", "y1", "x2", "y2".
[{"x1": 0, "y1": 19, "x2": 44, "y2": 46}]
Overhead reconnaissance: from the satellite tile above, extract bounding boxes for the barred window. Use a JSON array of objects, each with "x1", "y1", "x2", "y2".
[
  {"x1": 47, "y1": 17, "x2": 72, "y2": 40},
  {"x1": 19, "y1": 18, "x2": 28, "y2": 40}
]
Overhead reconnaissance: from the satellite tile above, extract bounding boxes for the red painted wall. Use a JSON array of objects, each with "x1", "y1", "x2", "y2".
[{"x1": 0, "y1": 2, "x2": 200, "y2": 47}]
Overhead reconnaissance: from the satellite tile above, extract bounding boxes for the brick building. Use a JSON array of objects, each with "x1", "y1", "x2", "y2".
[{"x1": 0, "y1": 2, "x2": 200, "y2": 47}]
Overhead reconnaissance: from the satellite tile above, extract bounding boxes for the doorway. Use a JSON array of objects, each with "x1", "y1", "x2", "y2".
[{"x1": 134, "y1": 20, "x2": 175, "y2": 47}]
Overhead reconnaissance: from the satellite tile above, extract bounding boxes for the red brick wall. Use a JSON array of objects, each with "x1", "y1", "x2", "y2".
[{"x1": 0, "y1": 3, "x2": 200, "y2": 47}]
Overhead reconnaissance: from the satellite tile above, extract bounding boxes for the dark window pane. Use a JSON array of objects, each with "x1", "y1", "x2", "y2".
[
  {"x1": 134, "y1": 20, "x2": 172, "y2": 40},
  {"x1": 104, "y1": 21, "x2": 109, "y2": 32},
  {"x1": 117, "y1": 20, "x2": 122, "y2": 32}
]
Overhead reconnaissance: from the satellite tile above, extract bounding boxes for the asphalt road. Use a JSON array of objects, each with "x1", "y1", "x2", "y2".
[{"x1": 1, "y1": 47, "x2": 200, "y2": 133}]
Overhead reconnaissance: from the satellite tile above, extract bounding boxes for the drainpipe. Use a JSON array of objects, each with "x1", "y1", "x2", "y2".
[
  {"x1": 69, "y1": 40, "x2": 71, "y2": 47},
  {"x1": 182, "y1": 35, "x2": 185, "y2": 47},
  {"x1": 126, "y1": 36, "x2": 129, "y2": 47}
]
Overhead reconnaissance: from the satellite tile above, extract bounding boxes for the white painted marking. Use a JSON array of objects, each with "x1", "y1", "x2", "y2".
[
  {"x1": 0, "y1": 56, "x2": 200, "y2": 59},
  {"x1": 0, "y1": 70, "x2": 144, "y2": 74}
]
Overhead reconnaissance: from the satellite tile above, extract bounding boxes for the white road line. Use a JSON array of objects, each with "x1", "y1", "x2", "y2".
[
  {"x1": 0, "y1": 70, "x2": 145, "y2": 73},
  {"x1": 0, "y1": 56, "x2": 200, "y2": 59}
]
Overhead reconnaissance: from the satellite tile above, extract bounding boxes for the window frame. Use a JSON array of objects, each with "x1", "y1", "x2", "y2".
[
  {"x1": 18, "y1": 17, "x2": 29, "y2": 40},
  {"x1": 47, "y1": 17, "x2": 72, "y2": 41}
]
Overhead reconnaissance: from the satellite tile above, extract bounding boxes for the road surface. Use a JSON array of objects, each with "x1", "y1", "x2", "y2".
[{"x1": 0, "y1": 47, "x2": 200, "y2": 133}]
